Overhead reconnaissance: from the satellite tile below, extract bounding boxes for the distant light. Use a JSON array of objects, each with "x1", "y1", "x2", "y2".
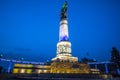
[
  {"x1": 93, "y1": 59, "x2": 96, "y2": 61},
  {"x1": 0, "y1": 54, "x2": 3, "y2": 57},
  {"x1": 21, "y1": 58, "x2": 24, "y2": 60}
]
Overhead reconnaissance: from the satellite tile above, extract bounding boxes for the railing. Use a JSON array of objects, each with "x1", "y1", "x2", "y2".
[{"x1": 0, "y1": 58, "x2": 45, "y2": 65}]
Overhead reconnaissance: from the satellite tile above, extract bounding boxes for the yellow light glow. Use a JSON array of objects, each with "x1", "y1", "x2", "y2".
[
  {"x1": 37, "y1": 65, "x2": 50, "y2": 68},
  {"x1": 27, "y1": 64, "x2": 33, "y2": 67},
  {"x1": 26, "y1": 69, "x2": 32, "y2": 74},
  {"x1": 15, "y1": 64, "x2": 27, "y2": 67},
  {"x1": 20, "y1": 69, "x2": 25, "y2": 73},
  {"x1": 37, "y1": 70, "x2": 42, "y2": 73},
  {"x1": 57, "y1": 41, "x2": 71, "y2": 47},
  {"x1": 43, "y1": 70, "x2": 47, "y2": 73},
  {"x1": 14, "y1": 64, "x2": 21, "y2": 67},
  {"x1": 13, "y1": 69, "x2": 19, "y2": 73}
]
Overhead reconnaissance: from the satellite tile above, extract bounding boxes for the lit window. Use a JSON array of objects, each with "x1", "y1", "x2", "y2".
[
  {"x1": 20, "y1": 69, "x2": 25, "y2": 73},
  {"x1": 38, "y1": 70, "x2": 42, "y2": 73},
  {"x1": 26, "y1": 69, "x2": 32, "y2": 74},
  {"x1": 13, "y1": 69, "x2": 19, "y2": 73}
]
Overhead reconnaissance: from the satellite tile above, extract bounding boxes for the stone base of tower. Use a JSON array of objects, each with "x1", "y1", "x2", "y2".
[
  {"x1": 52, "y1": 56, "x2": 78, "y2": 62},
  {"x1": 50, "y1": 62, "x2": 90, "y2": 74}
]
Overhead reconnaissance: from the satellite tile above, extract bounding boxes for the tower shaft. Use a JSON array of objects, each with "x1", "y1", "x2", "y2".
[
  {"x1": 59, "y1": 20, "x2": 69, "y2": 41},
  {"x1": 59, "y1": 1, "x2": 69, "y2": 41}
]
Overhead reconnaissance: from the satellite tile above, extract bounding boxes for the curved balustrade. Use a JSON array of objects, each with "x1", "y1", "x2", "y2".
[{"x1": 0, "y1": 58, "x2": 45, "y2": 65}]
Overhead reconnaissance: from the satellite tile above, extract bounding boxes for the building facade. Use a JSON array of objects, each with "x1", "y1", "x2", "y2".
[
  {"x1": 13, "y1": 63, "x2": 51, "y2": 74},
  {"x1": 88, "y1": 62, "x2": 120, "y2": 75}
]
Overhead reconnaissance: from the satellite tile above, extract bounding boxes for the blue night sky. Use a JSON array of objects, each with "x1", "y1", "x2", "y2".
[{"x1": 0, "y1": 0, "x2": 120, "y2": 62}]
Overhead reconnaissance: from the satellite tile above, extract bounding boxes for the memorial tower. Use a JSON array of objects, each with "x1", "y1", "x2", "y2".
[{"x1": 52, "y1": 1, "x2": 78, "y2": 62}]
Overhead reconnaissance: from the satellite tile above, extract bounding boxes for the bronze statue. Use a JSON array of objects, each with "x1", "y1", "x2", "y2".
[{"x1": 60, "y1": 1, "x2": 67, "y2": 20}]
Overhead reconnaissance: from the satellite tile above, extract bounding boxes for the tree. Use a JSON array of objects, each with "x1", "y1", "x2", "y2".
[{"x1": 111, "y1": 47, "x2": 120, "y2": 67}]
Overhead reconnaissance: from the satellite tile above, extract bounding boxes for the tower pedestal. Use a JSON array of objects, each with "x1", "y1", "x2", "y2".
[
  {"x1": 51, "y1": 62, "x2": 90, "y2": 73},
  {"x1": 52, "y1": 56, "x2": 78, "y2": 62},
  {"x1": 52, "y1": 41, "x2": 78, "y2": 62}
]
